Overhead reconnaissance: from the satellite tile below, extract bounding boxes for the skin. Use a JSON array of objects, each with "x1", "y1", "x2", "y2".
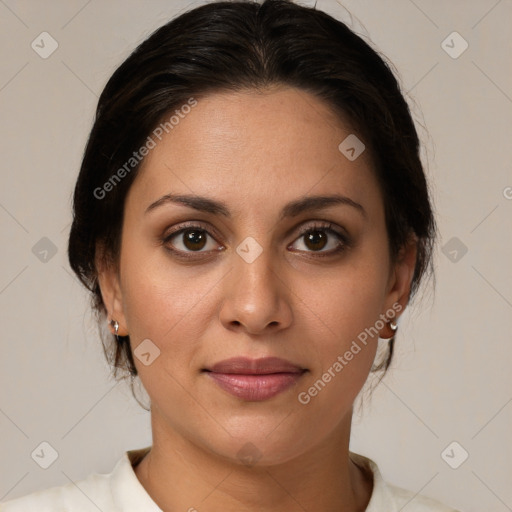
[{"x1": 96, "y1": 85, "x2": 417, "y2": 512}]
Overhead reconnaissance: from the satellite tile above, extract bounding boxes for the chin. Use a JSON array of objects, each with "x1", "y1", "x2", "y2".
[{"x1": 201, "y1": 417, "x2": 321, "y2": 468}]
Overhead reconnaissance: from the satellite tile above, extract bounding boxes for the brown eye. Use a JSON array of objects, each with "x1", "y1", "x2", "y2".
[
  {"x1": 181, "y1": 229, "x2": 208, "y2": 251},
  {"x1": 289, "y1": 223, "x2": 348, "y2": 255},
  {"x1": 303, "y1": 230, "x2": 328, "y2": 251},
  {"x1": 164, "y1": 226, "x2": 220, "y2": 253}
]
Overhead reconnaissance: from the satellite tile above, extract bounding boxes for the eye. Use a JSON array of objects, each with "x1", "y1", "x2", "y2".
[
  {"x1": 163, "y1": 222, "x2": 222, "y2": 254},
  {"x1": 289, "y1": 222, "x2": 348, "y2": 254},
  {"x1": 162, "y1": 220, "x2": 349, "y2": 260}
]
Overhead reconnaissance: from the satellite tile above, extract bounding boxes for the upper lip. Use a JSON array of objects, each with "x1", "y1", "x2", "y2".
[{"x1": 205, "y1": 357, "x2": 306, "y2": 375}]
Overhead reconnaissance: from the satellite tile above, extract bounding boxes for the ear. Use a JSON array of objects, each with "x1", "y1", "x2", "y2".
[
  {"x1": 95, "y1": 242, "x2": 129, "y2": 337},
  {"x1": 380, "y1": 235, "x2": 418, "y2": 337}
]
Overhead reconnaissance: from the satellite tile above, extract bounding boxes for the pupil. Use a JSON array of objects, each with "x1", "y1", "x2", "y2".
[
  {"x1": 184, "y1": 230, "x2": 206, "y2": 251},
  {"x1": 306, "y1": 231, "x2": 327, "y2": 251},
  {"x1": 180, "y1": 230, "x2": 328, "y2": 252}
]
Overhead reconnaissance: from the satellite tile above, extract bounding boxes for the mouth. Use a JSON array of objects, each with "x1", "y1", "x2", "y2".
[{"x1": 202, "y1": 357, "x2": 308, "y2": 401}]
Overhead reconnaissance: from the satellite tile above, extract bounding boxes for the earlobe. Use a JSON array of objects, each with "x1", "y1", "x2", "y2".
[
  {"x1": 381, "y1": 235, "x2": 418, "y2": 333},
  {"x1": 95, "y1": 246, "x2": 129, "y2": 337},
  {"x1": 395, "y1": 236, "x2": 417, "y2": 306}
]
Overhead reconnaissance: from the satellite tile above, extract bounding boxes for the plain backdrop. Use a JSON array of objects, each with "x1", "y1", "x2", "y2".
[{"x1": 1, "y1": 1, "x2": 511, "y2": 511}]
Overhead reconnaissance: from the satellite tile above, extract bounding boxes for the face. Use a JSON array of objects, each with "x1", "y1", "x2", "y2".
[{"x1": 97, "y1": 86, "x2": 416, "y2": 466}]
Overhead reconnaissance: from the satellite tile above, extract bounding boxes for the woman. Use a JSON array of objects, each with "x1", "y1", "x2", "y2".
[{"x1": 1, "y1": 0, "x2": 460, "y2": 510}]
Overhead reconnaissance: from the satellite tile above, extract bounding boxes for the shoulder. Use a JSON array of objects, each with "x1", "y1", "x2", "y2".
[
  {"x1": 349, "y1": 451, "x2": 461, "y2": 512},
  {"x1": 0, "y1": 474, "x2": 112, "y2": 512},
  {"x1": 0, "y1": 447, "x2": 153, "y2": 512},
  {"x1": 0, "y1": 464, "x2": 116, "y2": 512},
  {"x1": 386, "y1": 482, "x2": 461, "y2": 511}
]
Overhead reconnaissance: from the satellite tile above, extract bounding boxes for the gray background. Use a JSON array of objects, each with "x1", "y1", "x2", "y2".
[{"x1": 1, "y1": 1, "x2": 511, "y2": 511}]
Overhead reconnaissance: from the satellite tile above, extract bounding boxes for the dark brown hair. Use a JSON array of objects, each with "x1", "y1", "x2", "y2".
[{"x1": 68, "y1": 0, "x2": 436, "y2": 394}]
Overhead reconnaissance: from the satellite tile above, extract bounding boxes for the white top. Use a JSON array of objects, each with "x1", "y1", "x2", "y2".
[{"x1": 0, "y1": 447, "x2": 460, "y2": 511}]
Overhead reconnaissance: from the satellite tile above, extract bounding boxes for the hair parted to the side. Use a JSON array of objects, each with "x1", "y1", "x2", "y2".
[{"x1": 68, "y1": 0, "x2": 436, "y2": 400}]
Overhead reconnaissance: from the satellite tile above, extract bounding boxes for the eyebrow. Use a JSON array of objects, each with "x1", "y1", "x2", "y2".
[{"x1": 144, "y1": 193, "x2": 367, "y2": 220}]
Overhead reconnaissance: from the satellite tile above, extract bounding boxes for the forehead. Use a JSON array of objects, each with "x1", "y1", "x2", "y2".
[{"x1": 126, "y1": 86, "x2": 381, "y2": 220}]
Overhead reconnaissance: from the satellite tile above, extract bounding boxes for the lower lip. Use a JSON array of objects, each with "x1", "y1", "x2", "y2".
[{"x1": 205, "y1": 372, "x2": 305, "y2": 401}]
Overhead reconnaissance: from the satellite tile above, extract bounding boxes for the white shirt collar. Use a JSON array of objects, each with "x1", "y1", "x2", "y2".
[
  {"x1": 109, "y1": 446, "x2": 162, "y2": 511},
  {"x1": 108, "y1": 447, "x2": 399, "y2": 511}
]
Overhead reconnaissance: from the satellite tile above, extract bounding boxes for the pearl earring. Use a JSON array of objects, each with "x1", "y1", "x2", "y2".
[{"x1": 109, "y1": 319, "x2": 119, "y2": 337}]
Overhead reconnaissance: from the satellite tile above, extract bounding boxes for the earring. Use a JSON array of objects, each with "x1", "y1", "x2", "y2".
[
  {"x1": 109, "y1": 319, "x2": 120, "y2": 337},
  {"x1": 379, "y1": 317, "x2": 398, "y2": 341}
]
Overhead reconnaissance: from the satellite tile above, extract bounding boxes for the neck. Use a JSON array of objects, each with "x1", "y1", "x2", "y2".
[{"x1": 134, "y1": 408, "x2": 372, "y2": 512}]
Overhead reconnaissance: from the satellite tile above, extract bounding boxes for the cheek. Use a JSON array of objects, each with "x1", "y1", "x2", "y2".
[
  {"x1": 294, "y1": 289, "x2": 380, "y2": 429},
  {"x1": 304, "y1": 284, "x2": 380, "y2": 376},
  {"x1": 119, "y1": 238, "x2": 221, "y2": 366},
  {"x1": 293, "y1": 252, "x2": 389, "y2": 408},
  {"x1": 120, "y1": 264, "x2": 220, "y2": 410},
  {"x1": 300, "y1": 257, "x2": 388, "y2": 347}
]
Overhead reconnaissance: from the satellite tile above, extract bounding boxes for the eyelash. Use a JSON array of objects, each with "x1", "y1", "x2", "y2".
[{"x1": 161, "y1": 221, "x2": 350, "y2": 260}]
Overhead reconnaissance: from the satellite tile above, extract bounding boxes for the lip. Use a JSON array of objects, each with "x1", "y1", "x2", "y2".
[{"x1": 203, "y1": 357, "x2": 307, "y2": 401}]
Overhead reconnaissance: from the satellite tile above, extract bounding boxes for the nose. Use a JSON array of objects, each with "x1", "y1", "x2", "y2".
[{"x1": 219, "y1": 244, "x2": 293, "y2": 336}]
